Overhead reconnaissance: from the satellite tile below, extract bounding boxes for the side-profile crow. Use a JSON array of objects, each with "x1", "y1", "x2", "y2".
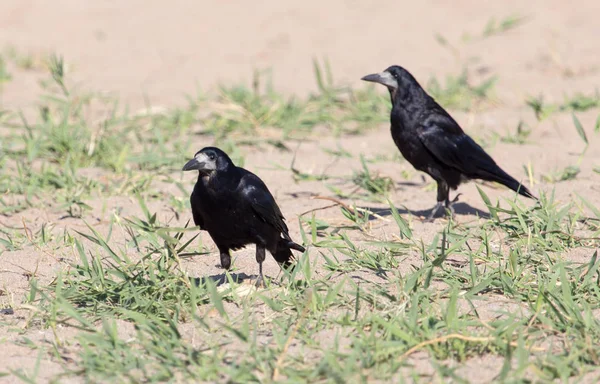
[
  {"x1": 361, "y1": 65, "x2": 535, "y2": 219},
  {"x1": 182, "y1": 147, "x2": 305, "y2": 285}
]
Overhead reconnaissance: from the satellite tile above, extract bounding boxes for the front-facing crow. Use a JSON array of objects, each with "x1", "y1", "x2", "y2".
[
  {"x1": 361, "y1": 65, "x2": 535, "y2": 219},
  {"x1": 182, "y1": 147, "x2": 305, "y2": 285}
]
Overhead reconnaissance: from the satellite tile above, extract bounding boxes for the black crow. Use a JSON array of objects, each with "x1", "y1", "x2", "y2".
[
  {"x1": 362, "y1": 65, "x2": 535, "y2": 219},
  {"x1": 182, "y1": 147, "x2": 305, "y2": 286}
]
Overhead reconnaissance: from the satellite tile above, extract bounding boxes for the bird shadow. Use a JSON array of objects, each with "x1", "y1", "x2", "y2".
[
  {"x1": 395, "y1": 180, "x2": 426, "y2": 188},
  {"x1": 362, "y1": 202, "x2": 490, "y2": 220},
  {"x1": 192, "y1": 272, "x2": 255, "y2": 287}
]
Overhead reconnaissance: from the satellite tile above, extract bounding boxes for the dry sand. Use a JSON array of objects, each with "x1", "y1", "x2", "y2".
[{"x1": 1, "y1": 0, "x2": 599, "y2": 382}]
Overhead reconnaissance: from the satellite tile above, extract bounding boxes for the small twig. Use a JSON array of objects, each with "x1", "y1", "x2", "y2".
[
  {"x1": 527, "y1": 310, "x2": 540, "y2": 328},
  {"x1": 310, "y1": 196, "x2": 369, "y2": 221},
  {"x1": 354, "y1": 207, "x2": 391, "y2": 222},
  {"x1": 539, "y1": 230, "x2": 600, "y2": 242},
  {"x1": 478, "y1": 319, "x2": 496, "y2": 331},
  {"x1": 299, "y1": 203, "x2": 339, "y2": 217},
  {"x1": 399, "y1": 333, "x2": 545, "y2": 361},
  {"x1": 21, "y1": 218, "x2": 34, "y2": 241}
]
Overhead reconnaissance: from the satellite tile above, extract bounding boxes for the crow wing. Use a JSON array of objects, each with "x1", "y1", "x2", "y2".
[
  {"x1": 240, "y1": 173, "x2": 291, "y2": 240},
  {"x1": 416, "y1": 116, "x2": 503, "y2": 180},
  {"x1": 190, "y1": 192, "x2": 204, "y2": 228}
]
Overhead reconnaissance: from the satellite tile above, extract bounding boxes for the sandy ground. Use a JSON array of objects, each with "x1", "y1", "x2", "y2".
[{"x1": 1, "y1": 0, "x2": 600, "y2": 382}]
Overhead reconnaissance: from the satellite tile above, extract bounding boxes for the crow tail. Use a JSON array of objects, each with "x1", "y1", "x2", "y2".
[
  {"x1": 273, "y1": 238, "x2": 306, "y2": 268},
  {"x1": 479, "y1": 166, "x2": 536, "y2": 200},
  {"x1": 502, "y1": 177, "x2": 536, "y2": 199}
]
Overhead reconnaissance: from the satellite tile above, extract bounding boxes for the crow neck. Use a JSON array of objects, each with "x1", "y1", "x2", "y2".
[{"x1": 391, "y1": 84, "x2": 427, "y2": 109}]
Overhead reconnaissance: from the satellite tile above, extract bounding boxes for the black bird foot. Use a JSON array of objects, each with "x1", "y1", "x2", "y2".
[
  {"x1": 220, "y1": 252, "x2": 231, "y2": 270},
  {"x1": 445, "y1": 193, "x2": 463, "y2": 220},
  {"x1": 451, "y1": 193, "x2": 462, "y2": 204},
  {"x1": 425, "y1": 193, "x2": 462, "y2": 222},
  {"x1": 255, "y1": 275, "x2": 266, "y2": 288},
  {"x1": 445, "y1": 193, "x2": 464, "y2": 220},
  {"x1": 425, "y1": 202, "x2": 445, "y2": 222}
]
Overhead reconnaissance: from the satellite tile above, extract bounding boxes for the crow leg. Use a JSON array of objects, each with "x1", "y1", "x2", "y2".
[
  {"x1": 218, "y1": 247, "x2": 231, "y2": 270},
  {"x1": 255, "y1": 245, "x2": 266, "y2": 287},
  {"x1": 427, "y1": 182, "x2": 450, "y2": 221},
  {"x1": 445, "y1": 193, "x2": 463, "y2": 217},
  {"x1": 427, "y1": 202, "x2": 445, "y2": 221}
]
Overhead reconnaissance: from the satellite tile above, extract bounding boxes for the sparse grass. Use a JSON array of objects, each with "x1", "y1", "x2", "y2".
[
  {"x1": 13, "y1": 189, "x2": 600, "y2": 382},
  {"x1": 435, "y1": 14, "x2": 528, "y2": 53},
  {"x1": 203, "y1": 59, "x2": 388, "y2": 140},
  {"x1": 522, "y1": 112, "x2": 591, "y2": 185},
  {"x1": 498, "y1": 120, "x2": 532, "y2": 145},
  {"x1": 527, "y1": 92, "x2": 600, "y2": 120},
  {"x1": 2, "y1": 46, "x2": 48, "y2": 71},
  {"x1": 0, "y1": 57, "x2": 390, "y2": 217},
  {"x1": 427, "y1": 69, "x2": 498, "y2": 111},
  {"x1": 482, "y1": 14, "x2": 528, "y2": 38},
  {"x1": 2, "y1": 50, "x2": 600, "y2": 383},
  {"x1": 542, "y1": 165, "x2": 580, "y2": 183},
  {"x1": 352, "y1": 155, "x2": 394, "y2": 196}
]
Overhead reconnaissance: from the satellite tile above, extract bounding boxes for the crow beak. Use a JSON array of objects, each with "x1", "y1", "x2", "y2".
[
  {"x1": 182, "y1": 158, "x2": 205, "y2": 171},
  {"x1": 361, "y1": 71, "x2": 398, "y2": 89}
]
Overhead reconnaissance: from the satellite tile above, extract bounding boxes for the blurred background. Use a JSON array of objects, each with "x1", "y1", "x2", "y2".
[{"x1": 1, "y1": 0, "x2": 599, "y2": 110}]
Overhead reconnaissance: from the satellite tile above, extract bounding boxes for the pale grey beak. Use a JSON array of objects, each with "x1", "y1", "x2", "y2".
[
  {"x1": 183, "y1": 152, "x2": 215, "y2": 174},
  {"x1": 182, "y1": 157, "x2": 204, "y2": 171},
  {"x1": 361, "y1": 71, "x2": 398, "y2": 89}
]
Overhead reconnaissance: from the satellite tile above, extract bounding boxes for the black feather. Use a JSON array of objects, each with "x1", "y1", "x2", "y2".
[
  {"x1": 362, "y1": 65, "x2": 535, "y2": 218},
  {"x1": 184, "y1": 147, "x2": 305, "y2": 281}
]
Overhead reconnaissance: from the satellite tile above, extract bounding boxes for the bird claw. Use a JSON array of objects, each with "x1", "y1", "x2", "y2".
[
  {"x1": 445, "y1": 194, "x2": 462, "y2": 220},
  {"x1": 424, "y1": 215, "x2": 436, "y2": 223},
  {"x1": 255, "y1": 276, "x2": 266, "y2": 288},
  {"x1": 426, "y1": 202, "x2": 445, "y2": 222},
  {"x1": 451, "y1": 193, "x2": 462, "y2": 204},
  {"x1": 426, "y1": 196, "x2": 460, "y2": 222}
]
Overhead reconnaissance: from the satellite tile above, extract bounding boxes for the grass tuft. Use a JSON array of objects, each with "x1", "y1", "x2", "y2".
[{"x1": 2, "y1": 48, "x2": 600, "y2": 382}]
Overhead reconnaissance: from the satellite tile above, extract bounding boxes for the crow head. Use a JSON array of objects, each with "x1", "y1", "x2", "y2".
[
  {"x1": 361, "y1": 65, "x2": 422, "y2": 103},
  {"x1": 182, "y1": 147, "x2": 233, "y2": 175}
]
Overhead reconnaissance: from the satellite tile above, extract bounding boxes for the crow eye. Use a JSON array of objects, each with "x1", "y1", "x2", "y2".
[{"x1": 209, "y1": 154, "x2": 216, "y2": 160}]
